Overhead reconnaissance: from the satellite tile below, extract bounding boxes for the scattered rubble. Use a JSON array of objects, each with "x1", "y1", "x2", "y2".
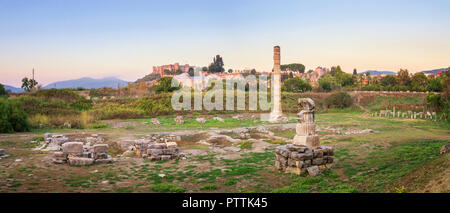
[
  {"x1": 232, "y1": 115, "x2": 244, "y2": 121},
  {"x1": 213, "y1": 117, "x2": 225, "y2": 122},
  {"x1": 174, "y1": 116, "x2": 184, "y2": 124},
  {"x1": 440, "y1": 144, "x2": 450, "y2": 155},
  {"x1": 151, "y1": 118, "x2": 161, "y2": 125},
  {"x1": 196, "y1": 118, "x2": 207, "y2": 124}
]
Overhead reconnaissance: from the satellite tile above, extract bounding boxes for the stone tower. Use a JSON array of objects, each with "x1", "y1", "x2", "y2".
[{"x1": 269, "y1": 46, "x2": 285, "y2": 122}]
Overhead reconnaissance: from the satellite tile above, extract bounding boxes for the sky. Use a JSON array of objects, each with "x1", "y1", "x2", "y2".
[{"x1": 1, "y1": 0, "x2": 449, "y2": 87}]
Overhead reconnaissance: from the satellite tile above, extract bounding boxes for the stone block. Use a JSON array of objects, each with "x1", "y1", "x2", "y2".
[
  {"x1": 285, "y1": 166, "x2": 304, "y2": 175},
  {"x1": 62, "y1": 142, "x2": 83, "y2": 156},
  {"x1": 160, "y1": 155, "x2": 172, "y2": 160},
  {"x1": 296, "y1": 123, "x2": 316, "y2": 136},
  {"x1": 288, "y1": 158, "x2": 304, "y2": 168},
  {"x1": 325, "y1": 156, "x2": 334, "y2": 163},
  {"x1": 307, "y1": 166, "x2": 320, "y2": 177},
  {"x1": 162, "y1": 148, "x2": 178, "y2": 155},
  {"x1": 286, "y1": 144, "x2": 307, "y2": 152},
  {"x1": 53, "y1": 151, "x2": 67, "y2": 159},
  {"x1": 303, "y1": 159, "x2": 312, "y2": 167},
  {"x1": 290, "y1": 152, "x2": 313, "y2": 161},
  {"x1": 313, "y1": 149, "x2": 324, "y2": 158},
  {"x1": 276, "y1": 146, "x2": 291, "y2": 158},
  {"x1": 293, "y1": 135, "x2": 320, "y2": 148},
  {"x1": 68, "y1": 156, "x2": 94, "y2": 166},
  {"x1": 93, "y1": 144, "x2": 109, "y2": 154},
  {"x1": 147, "y1": 149, "x2": 163, "y2": 156},
  {"x1": 320, "y1": 146, "x2": 334, "y2": 156},
  {"x1": 165, "y1": 142, "x2": 178, "y2": 149},
  {"x1": 95, "y1": 157, "x2": 113, "y2": 164},
  {"x1": 312, "y1": 158, "x2": 324, "y2": 165},
  {"x1": 82, "y1": 152, "x2": 92, "y2": 158},
  {"x1": 149, "y1": 143, "x2": 167, "y2": 149},
  {"x1": 95, "y1": 153, "x2": 108, "y2": 159}
]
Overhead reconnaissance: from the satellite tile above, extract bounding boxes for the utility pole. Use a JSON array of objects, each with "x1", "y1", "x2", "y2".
[{"x1": 32, "y1": 68, "x2": 35, "y2": 81}]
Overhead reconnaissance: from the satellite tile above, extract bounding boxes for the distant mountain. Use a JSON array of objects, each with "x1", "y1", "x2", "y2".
[
  {"x1": 361, "y1": 70, "x2": 396, "y2": 76},
  {"x1": 1, "y1": 84, "x2": 24, "y2": 93},
  {"x1": 43, "y1": 77, "x2": 129, "y2": 89},
  {"x1": 421, "y1": 67, "x2": 450, "y2": 76}
]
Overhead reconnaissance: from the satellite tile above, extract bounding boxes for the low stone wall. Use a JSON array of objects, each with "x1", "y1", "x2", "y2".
[{"x1": 275, "y1": 144, "x2": 334, "y2": 176}]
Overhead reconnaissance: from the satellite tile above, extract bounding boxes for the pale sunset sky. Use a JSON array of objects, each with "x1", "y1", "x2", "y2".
[{"x1": 1, "y1": 0, "x2": 449, "y2": 87}]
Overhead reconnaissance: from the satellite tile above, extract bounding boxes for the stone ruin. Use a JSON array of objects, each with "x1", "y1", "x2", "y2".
[
  {"x1": 128, "y1": 133, "x2": 185, "y2": 161},
  {"x1": 53, "y1": 142, "x2": 113, "y2": 165},
  {"x1": 275, "y1": 98, "x2": 334, "y2": 176},
  {"x1": 34, "y1": 133, "x2": 113, "y2": 165}
]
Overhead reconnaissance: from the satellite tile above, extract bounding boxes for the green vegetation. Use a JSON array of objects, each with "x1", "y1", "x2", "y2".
[
  {"x1": 0, "y1": 98, "x2": 30, "y2": 133},
  {"x1": 324, "y1": 92, "x2": 353, "y2": 109},
  {"x1": 282, "y1": 77, "x2": 312, "y2": 93},
  {"x1": 150, "y1": 184, "x2": 186, "y2": 193}
]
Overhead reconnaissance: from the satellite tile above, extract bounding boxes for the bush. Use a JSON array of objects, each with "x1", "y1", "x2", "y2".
[
  {"x1": 426, "y1": 92, "x2": 442, "y2": 111},
  {"x1": 0, "y1": 98, "x2": 30, "y2": 133},
  {"x1": 324, "y1": 92, "x2": 353, "y2": 109}
]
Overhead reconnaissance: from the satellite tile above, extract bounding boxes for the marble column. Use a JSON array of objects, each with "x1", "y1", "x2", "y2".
[{"x1": 269, "y1": 46, "x2": 285, "y2": 122}]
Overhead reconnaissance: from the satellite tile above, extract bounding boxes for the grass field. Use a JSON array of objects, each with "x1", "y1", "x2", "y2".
[{"x1": 0, "y1": 111, "x2": 448, "y2": 193}]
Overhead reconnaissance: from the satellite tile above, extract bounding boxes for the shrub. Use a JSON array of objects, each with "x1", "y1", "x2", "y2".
[
  {"x1": 426, "y1": 92, "x2": 442, "y2": 111},
  {"x1": 324, "y1": 92, "x2": 353, "y2": 109},
  {"x1": 86, "y1": 122, "x2": 109, "y2": 129},
  {"x1": 0, "y1": 98, "x2": 30, "y2": 133}
]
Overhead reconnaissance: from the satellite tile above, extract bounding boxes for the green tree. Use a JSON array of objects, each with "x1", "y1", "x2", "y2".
[
  {"x1": 411, "y1": 72, "x2": 428, "y2": 91},
  {"x1": 318, "y1": 75, "x2": 340, "y2": 92},
  {"x1": 282, "y1": 77, "x2": 312, "y2": 93},
  {"x1": 396, "y1": 69, "x2": 411, "y2": 87},
  {"x1": 202, "y1": 67, "x2": 208, "y2": 72},
  {"x1": 208, "y1": 55, "x2": 224, "y2": 73},
  {"x1": 426, "y1": 77, "x2": 442, "y2": 92},
  {"x1": 280, "y1": 63, "x2": 305, "y2": 73},
  {"x1": 188, "y1": 68, "x2": 195, "y2": 77},
  {"x1": 21, "y1": 77, "x2": 38, "y2": 92},
  {"x1": 380, "y1": 75, "x2": 397, "y2": 87},
  {"x1": 152, "y1": 77, "x2": 180, "y2": 93},
  {"x1": 0, "y1": 84, "x2": 6, "y2": 96},
  {"x1": 288, "y1": 72, "x2": 294, "y2": 78},
  {"x1": 228, "y1": 69, "x2": 233, "y2": 73}
]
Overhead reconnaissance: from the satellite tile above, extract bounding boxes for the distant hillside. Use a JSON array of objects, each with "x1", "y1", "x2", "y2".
[
  {"x1": 135, "y1": 73, "x2": 161, "y2": 83},
  {"x1": 361, "y1": 70, "x2": 396, "y2": 76},
  {"x1": 43, "y1": 77, "x2": 129, "y2": 89},
  {"x1": 421, "y1": 67, "x2": 450, "y2": 76},
  {"x1": 1, "y1": 84, "x2": 24, "y2": 93}
]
